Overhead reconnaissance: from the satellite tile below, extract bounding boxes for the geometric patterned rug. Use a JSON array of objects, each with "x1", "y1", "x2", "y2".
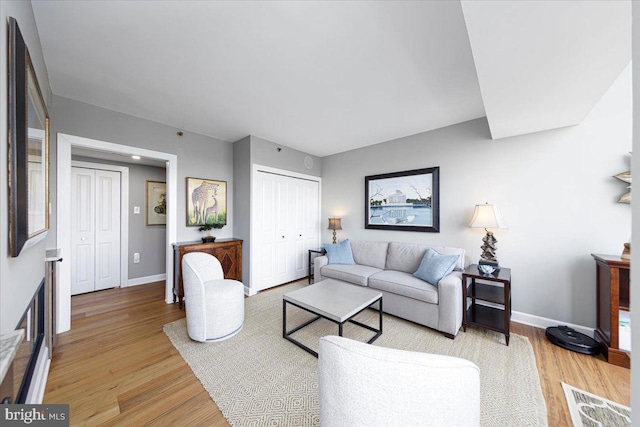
[
  {"x1": 164, "y1": 280, "x2": 548, "y2": 426},
  {"x1": 562, "y1": 382, "x2": 631, "y2": 427}
]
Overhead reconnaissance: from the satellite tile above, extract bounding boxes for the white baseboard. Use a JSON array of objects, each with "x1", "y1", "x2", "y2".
[
  {"x1": 512, "y1": 310, "x2": 594, "y2": 337},
  {"x1": 244, "y1": 285, "x2": 257, "y2": 296},
  {"x1": 127, "y1": 274, "x2": 166, "y2": 287}
]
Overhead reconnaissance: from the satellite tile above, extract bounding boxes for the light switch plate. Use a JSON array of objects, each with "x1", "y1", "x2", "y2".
[{"x1": 133, "y1": 206, "x2": 141, "y2": 214}]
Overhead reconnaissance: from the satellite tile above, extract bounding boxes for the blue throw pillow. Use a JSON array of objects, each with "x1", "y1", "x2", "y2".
[
  {"x1": 324, "y1": 239, "x2": 355, "y2": 265},
  {"x1": 413, "y1": 248, "x2": 460, "y2": 287}
]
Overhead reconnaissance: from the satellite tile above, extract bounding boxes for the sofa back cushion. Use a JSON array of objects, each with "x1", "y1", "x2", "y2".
[
  {"x1": 350, "y1": 240, "x2": 389, "y2": 269},
  {"x1": 386, "y1": 242, "x2": 467, "y2": 273}
]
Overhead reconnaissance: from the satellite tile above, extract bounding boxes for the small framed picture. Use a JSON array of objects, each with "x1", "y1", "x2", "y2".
[{"x1": 146, "y1": 181, "x2": 166, "y2": 226}]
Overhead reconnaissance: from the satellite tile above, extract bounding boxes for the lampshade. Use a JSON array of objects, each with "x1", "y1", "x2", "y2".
[
  {"x1": 328, "y1": 218, "x2": 342, "y2": 230},
  {"x1": 468, "y1": 203, "x2": 508, "y2": 229}
]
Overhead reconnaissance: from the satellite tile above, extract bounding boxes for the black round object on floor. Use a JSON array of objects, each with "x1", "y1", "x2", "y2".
[{"x1": 545, "y1": 326, "x2": 600, "y2": 355}]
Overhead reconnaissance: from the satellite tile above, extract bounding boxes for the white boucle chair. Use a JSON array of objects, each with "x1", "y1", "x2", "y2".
[
  {"x1": 182, "y1": 252, "x2": 244, "y2": 342},
  {"x1": 318, "y1": 335, "x2": 481, "y2": 427}
]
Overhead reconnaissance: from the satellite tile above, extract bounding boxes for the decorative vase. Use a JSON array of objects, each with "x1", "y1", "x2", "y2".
[{"x1": 202, "y1": 236, "x2": 216, "y2": 243}]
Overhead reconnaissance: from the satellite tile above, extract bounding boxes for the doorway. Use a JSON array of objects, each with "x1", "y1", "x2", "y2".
[{"x1": 56, "y1": 133, "x2": 177, "y2": 334}]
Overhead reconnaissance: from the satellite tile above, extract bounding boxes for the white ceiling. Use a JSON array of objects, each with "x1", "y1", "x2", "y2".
[{"x1": 32, "y1": 1, "x2": 630, "y2": 157}]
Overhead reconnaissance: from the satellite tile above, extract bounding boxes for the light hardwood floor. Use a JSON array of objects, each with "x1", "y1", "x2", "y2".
[{"x1": 45, "y1": 281, "x2": 630, "y2": 426}]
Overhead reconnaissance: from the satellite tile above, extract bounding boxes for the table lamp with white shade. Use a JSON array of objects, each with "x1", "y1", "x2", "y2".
[{"x1": 468, "y1": 203, "x2": 508, "y2": 270}]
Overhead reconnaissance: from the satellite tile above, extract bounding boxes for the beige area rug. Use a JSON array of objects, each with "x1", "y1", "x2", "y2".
[
  {"x1": 164, "y1": 280, "x2": 548, "y2": 426},
  {"x1": 562, "y1": 382, "x2": 631, "y2": 427}
]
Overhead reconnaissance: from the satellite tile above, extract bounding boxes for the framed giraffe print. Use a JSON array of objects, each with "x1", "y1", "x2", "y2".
[{"x1": 186, "y1": 177, "x2": 227, "y2": 227}]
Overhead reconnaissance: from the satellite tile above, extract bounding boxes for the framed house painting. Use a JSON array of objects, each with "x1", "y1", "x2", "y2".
[
  {"x1": 8, "y1": 17, "x2": 50, "y2": 256},
  {"x1": 364, "y1": 167, "x2": 440, "y2": 233},
  {"x1": 186, "y1": 177, "x2": 227, "y2": 226},
  {"x1": 146, "y1": 181, "x2": 166, "y2": 226}
]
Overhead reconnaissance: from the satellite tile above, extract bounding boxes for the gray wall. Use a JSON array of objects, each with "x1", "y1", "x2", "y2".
[
  {"x1": 72, "y1": 156, "x2": 167, "y2": 280},
  {"x1": 233, "y1": 137, "x2": 252, "y2": 284},
  {"x1": 49, "y1": 95, "x2": 235, "y2": 248},
  {"x1": 251, "y1": 135, "x2": 322, "y2": 177},
  {"x1": 1, "y1": 2, "x2": 54, "y2": 333},
  {"x1": 321, "y1": 66, "x2": 631, "y2": 328}
]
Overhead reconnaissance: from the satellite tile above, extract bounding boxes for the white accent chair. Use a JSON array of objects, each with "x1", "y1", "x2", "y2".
[
  {"x1": 182, "y1": 252, "x2": 244, "y2": 342},
  {"x1": 318, "y1": 336, "x2": 481, "y2": 427}
]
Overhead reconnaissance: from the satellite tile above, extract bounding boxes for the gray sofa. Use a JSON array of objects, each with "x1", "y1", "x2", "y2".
[{"x1": 314, "y1": 240, "x2": 469, "y2": 338}]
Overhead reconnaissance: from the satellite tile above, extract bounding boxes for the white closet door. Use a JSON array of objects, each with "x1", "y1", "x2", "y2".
[
  {"x1": 253, "y1": 170, "x2": 320, "y2": 291},
  {"x1": 274, "y1": 176, "x2": 292, "y2": 285},
  {"x1": 94, "y1": 170, "x2": 121, "y2": 291},
  {"x1": 254, "y1": 172, "x2": 276, "y2": 291},
  {"x1": 71, "y1": 167, "x2": 121, "y2": 295},
  {"x1": 71, "y1": 168, "x2": 96, "y2": 295},
  {"x1": 291, "y1": 178, "x2": 307, "y2": 280},
  {"x1": 303, "y1": 180, "x2": 320, "y2": 276}
]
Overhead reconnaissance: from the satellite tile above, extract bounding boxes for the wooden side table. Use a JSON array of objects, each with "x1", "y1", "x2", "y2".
[
  {"x1": 173, "y1": 239, "x2": 243, "y2": 309},
  {"x1": 308, "y1": 248, "x2": 326, "y2": 284},
  {"x1": 591, "y1": 254, "x2": 630, "y2": 368},
  {"x1": 462, "y1": 265, "x2": 512, "y2": 345}
]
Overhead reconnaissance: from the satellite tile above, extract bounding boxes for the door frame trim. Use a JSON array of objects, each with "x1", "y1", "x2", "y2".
[
  {"x1": 57, "y1": 133, "x2": 177, "y2": 333},
  {"x1": 71, "y1": 161, "x2": 129, "y2": 292},
  {"x1": 250, "y1": 164, "x2": 322, "y2": 295}
]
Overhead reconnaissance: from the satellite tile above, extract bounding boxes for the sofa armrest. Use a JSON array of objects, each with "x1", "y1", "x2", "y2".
[
  {"x1": 437, "y1": 271, "x2": 463, "y2": 337},
  {"x1": 314, "y1": 255, "x2": 329, "y2": 282}
]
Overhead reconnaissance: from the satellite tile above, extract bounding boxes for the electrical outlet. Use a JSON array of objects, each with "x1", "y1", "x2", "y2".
[
  {"x1": 133, "y1": 253, "x2": 140, "y2": 263},
  {"x1": 133, "y1": 206, "x2": 141, "y2": 214}
]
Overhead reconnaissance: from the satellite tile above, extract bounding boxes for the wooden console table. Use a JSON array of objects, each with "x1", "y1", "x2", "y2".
[
  {"x1": 173, "y1": 239, "x2": 243, "y2": 309},
  {"x1": 591, "y1": 254, "x2": 630, "y2": 368}
]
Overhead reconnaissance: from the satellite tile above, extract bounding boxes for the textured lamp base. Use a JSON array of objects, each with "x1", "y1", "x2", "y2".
[{"x1": 479, "y1": 229, "x2": 500, "y2": 270}]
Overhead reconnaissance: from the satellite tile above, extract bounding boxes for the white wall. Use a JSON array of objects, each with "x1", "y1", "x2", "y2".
[
  {"x1": 0, "y1": 2, "x2": 53, "y2": 333},
  {"x1": 321, "y1": 64, "x2": 631, "y2": 328}
]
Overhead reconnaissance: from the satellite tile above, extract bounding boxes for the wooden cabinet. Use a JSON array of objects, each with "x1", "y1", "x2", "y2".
[
  {"x1": 592, "y1": 254, "x2": 630, "y2": 368},
  {"x1": 173, "y1": 239, "x2": 243, "y2": 308}
]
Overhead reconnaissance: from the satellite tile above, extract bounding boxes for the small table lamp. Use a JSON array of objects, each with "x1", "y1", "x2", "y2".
[
  {"x1": 468, "y1": 203, "x2": 508, "y2": 269},
  {"x1": 328, "y1": 218, "x2": 342, "y2": 244}
]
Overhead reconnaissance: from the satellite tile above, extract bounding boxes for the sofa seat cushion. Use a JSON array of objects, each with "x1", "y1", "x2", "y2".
[
  {"x1": 320, "y1": 264, "x2": 383, "y2": 287},
  {"x1": 368, "y1": 270, "x2": 438, "y2": 304}
]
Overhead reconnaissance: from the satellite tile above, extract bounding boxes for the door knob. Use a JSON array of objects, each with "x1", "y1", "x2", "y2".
[{"x1": 81, "y1": 237, "x2": 86, "y2": 241}]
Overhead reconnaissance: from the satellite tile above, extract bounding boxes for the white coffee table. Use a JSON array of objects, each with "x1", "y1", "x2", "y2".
[{"x1": 283, "y1": 279, "x2": 383, "y2": 357}]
